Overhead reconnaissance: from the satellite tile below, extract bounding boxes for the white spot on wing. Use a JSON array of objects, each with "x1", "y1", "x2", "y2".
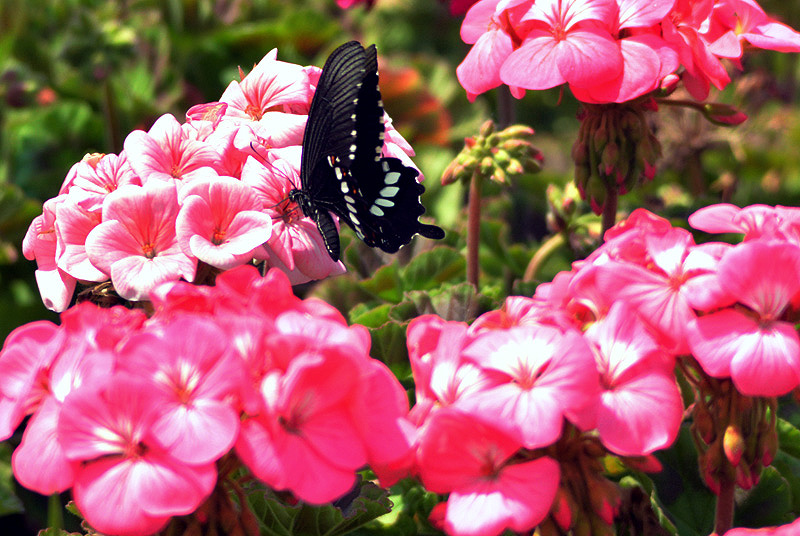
[
  {"x1": 370, "y1": 205, "x2": 384, "y2": 217},
  {"x1": 341, "y1": 182, "x2": 349, "y2": 193},
  {"x1": 351, "y1": 214, "x2": 360, "y2": 225},
  {"x1": 384, "y1": 172, "x2": 401, "y2": 185},
  {"x1": 344, "y1": 195, "x2": 355, "y2": 204},
  {"x1": 375, "y1": 198, "x2": 394, "y2": 207},
  {"x1": 381, "y1": 161, "x2": 390, "y2": 172}
]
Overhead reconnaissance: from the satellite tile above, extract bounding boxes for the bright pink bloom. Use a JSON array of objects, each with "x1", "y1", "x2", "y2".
[
  {"x1": 117, "y1": 316, "x2": 246, "y2": 465},
  {"x1": 710, "y1": 0, "x2": 800, "y2": 55},
  {"x1": 594, "y1": 227, "x2": 730, "y2": 354},
  {"x1": 459, "y1": 324, "x2": 601, "y2": 448},
  {"x1": 0, "y1": 321, "x2": 63, "y2": 440},
  {"x1": 584, "y1": 302, "x2": 682, "y2": 456},
  {"x1": 501, "y1": 0, "x2": 624, "y2": 91},
  {"x1": 687, "y1": 240, "x2": 800, "y2": 396},
  {"x1": 123, "y1": 114, "x2": 224, "y2": 183},
  {"x1": 220, "y1": 49, "x2": 311, "y2": 122},
  {"x1": 176, "y1": 175, "x2": 273, "y2": 270},
  {"x1": 723, "y1": 516, "x2": 800, "y2": 535},
  {"x1": 416, "y1": 409, "x2": 560, "y2": 536},
  {"x1": 58, "y1": 375, "x2": 217, "y2": 536},
  {"x1": 22, "y1": 196, "x2": 77, "y2": 312},
  {"x1": 406, "y1": 316, "x2": 496, "y2": 425},
  {"x1": 85, "y1": 181, "x2": 196, "y2": 301},
  {"x1": 688, "y1": 203, "x2": 799, "y2": 242}
]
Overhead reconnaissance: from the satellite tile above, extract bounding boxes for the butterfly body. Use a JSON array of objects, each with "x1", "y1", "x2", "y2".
[{"x1": 291, "y1": 41, "x2": 444, "y2": 262}]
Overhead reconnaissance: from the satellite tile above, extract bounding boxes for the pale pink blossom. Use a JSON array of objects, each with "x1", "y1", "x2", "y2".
[
  {"x1": 175, "y1": 175, "x2": 273, "y2": 270},
  {"x1": 85, "y1": 181, "x2": 196, "y2": 301},
  {"x1": 67, "y1": 152, "x2": 141, "y2": 213}
]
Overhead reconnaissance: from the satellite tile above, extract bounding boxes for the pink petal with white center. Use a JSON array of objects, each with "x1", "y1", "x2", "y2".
[
  {"x1": 597, "y1": 369, "x2": 682, "y2": 455},
  {"x1": 688, "y1": 310, "x2": 800, "y2": 396},
  {"x1": 502, "y1": 26, "x2": 622, "y2": 90},
  {"x1": 34, "y1": 268, "x2": 77, "y2": 313},
  {"x1": 523, "y1": 0, "x2": 617, "y2": 28},
  {"x1": 717, "y1": 241, "x2": 800, "y2": 317},
  {"x1": 54, "y1": 199, "x2": 106, "y2": 281},
  {"x1": 69, "y1": 153, "x2": 141, "y2": 213},
  {"x1": 457, "y1": 28, "x2": 514, "y2": 99},
  {"x1": 176, "y1": 177, "x2": 272, "y2": 269},
  {"x1": 646, "y1": 227, "x2": 694, "y2": 276},
  {"x1": 151, "y1": 399, "x2": 239, "y2": 465},
  {"x1": 73, "y1": 450, "x2": 216, "y2": 536},
  {"x1": 123, "y1": 114, "x2": 223, "y2": 183},
  {"x1": 445, "y1": 457, "x2": 560, "y2": 536},
  {"x1": 85, "y1": 182, "x2": 196, "y2": 301},
  {"x1": 12, "y1": 397, "x2": 76, "y2": 494}
]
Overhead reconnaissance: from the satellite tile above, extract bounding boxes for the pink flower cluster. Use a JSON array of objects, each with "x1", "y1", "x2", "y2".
[
  {"x1": 0, "y1": 265, "x2": 413, "y2": 536},
  {"x1": 457, "y1": 0, "x2": 800, "y2": 103},
  {"x1": 401, "y1": 202, "x2": 800, "y2": 536},
  {"x1": 23, "y1": 48, "x2": 419, "y2": 311}
]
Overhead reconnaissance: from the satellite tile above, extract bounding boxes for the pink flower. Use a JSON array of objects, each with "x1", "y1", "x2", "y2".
[
  {"x1": 687, "y1": 240, "x2": 800, "y2": 396},
  {"x1": 459, "y1": 324, "x2": 601, "y2": 448},
  {"x1": 219, "y1": 50, "x2": 311, "y2": 122},
  {"x1": 116, "y1": 315, "x2": 246, "y2": 465},
  {"x1": 501, "y1": 0, "x2": 624, "y2": 91},
  {"x1": 416, "y1": 409, "x2": 560, "y2": 536},
  {"x1": 67, "y1": 152, "x2": 141, "y2": 213},
  {"x1": 584, "y1": 302, "x2": 682, "y2": 456},
  {"x1": 85, "y1": 181, "x2": 197, "y2": 301},
  {"x1": 58, "y1": 375, "x2": 217, "y2": 536},
  {"x1": 54, "y1": 197, "x2": 106, "y2": 282},
  {"x1": 175, "y1": 175, "x2": 273, "y2": 270},
  {"x1": 123, "y1": 114, "x2": 224, "y2": 183},
  {"x1": 709, "y1": 0, "x2": 800, "y2": 55},
  {"x1": 22, "y1": 195, "x2": 77, "y2": 312}
]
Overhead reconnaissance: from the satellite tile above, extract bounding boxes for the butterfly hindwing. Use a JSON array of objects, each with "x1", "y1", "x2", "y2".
[{"x1": 296, "y1": 41, "x2": 444, "y2": 262}]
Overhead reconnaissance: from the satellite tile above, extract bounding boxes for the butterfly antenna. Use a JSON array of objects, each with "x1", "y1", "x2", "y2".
[{"x1": 249, "y1": 142, "x2": 300, "y2": 190}]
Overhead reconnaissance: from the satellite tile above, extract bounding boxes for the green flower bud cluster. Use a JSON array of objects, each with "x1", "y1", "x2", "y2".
[
  {"x1": 442, "y1": 119, "x2": 542, "y2": 186},
  {"x1": 572, "y1": 101, "x2": 661, "y2": 214}
]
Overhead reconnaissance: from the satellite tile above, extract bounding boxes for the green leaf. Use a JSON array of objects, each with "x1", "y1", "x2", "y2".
[
  {"x1": 399, "y1": 246, "x2": 465, "y2": 291},
  {"x1": 0, "y1": 444, "x2": 22, "y2": 517},
  {"x1": 778, "y1": 417, "x2": 800, "y2": 459},
  {"x1": 246, "y1": 479, "x2": 392, "y2": 536},
  {"x1": 360, "y1": 263, "x2": 404, "y2": 303},
  {"x1": 772, "y1": 449, "x2": 800, "y2": 513},
  {"x1": 618, "y1": 474, "x2": 678, "y2": 536},
  {"x1": 651, "y1": 425, "x2": 716, "y2": 536}
]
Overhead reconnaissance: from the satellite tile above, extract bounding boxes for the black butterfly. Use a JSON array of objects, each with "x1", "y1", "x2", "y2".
[{"x1": 289, "y1": 41, "x2": 444, "y2": 262}]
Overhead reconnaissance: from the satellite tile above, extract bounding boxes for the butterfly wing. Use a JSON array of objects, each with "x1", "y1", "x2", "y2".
[{"x1": 299, "y1": 41, "x2": 444, "y2": 261}]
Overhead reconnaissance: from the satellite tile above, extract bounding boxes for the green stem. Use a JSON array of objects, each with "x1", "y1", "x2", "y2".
[
  {"x1": 523, "y1": 232, "x2": 565, "y2": 282},
  {"x1": 467, "y1": 171, "x2": 482, "y2": 288},
  {"x1": 48, "y1": 493, "x2": 63, "y2": 532},
  {"x1": 600, "y1": 182, "x2": 618, "y2": 239}
]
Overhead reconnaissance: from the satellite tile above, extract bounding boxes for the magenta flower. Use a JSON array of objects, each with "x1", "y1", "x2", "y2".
[
  {"x1": 58, "y1": 375, "x2": 217, "y2": 536},
  {"x1": 500, "y1": 0, "x2": 624, "y2": 91},
  {"x1": 85, "y1": 181, "x2": 197, "y2": 301},
  {"x1": 459, "y1": 324, "x2": 601, "y2": 448},
  {"x1": 123, "y1": 114, "x2": 225, "y2": 183},
  {"x1": 687, "y1": 240, "x2": 800, "y2": 396},
  {"x1": 416, "y1": 409, "x2": 560, "y2": 536},
  {"x1": 116, "y1": 315, "x2": 246, "y2": 465},
  {"x1": 584, "y1": 302, "x2": 682, "y2": 456},
  {"x1": 175, "y1": 175, "x2": 273, "y2": 270}
]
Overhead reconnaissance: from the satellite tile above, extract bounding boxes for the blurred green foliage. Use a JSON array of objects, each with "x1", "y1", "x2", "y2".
[{"x1": 3, "y1": 0, "x2": 800, "y2": 534}]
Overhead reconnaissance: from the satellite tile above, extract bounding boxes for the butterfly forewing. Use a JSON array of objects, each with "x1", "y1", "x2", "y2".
[{"x1": 295, "y1": 41, "x2": 444, "y2": 262}]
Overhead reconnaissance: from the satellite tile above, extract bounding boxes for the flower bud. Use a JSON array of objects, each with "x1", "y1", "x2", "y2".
[
  {"x1": 703, "y1": 103, "x2": 748, "y2": 126},
  {"x1": 723, "y1": 424, "x2": 745, "y2": 466}
]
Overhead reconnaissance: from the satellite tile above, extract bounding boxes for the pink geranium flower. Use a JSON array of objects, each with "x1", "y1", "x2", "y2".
[
  {"x1": 416, "y1": 409, "x2": 560, "y2": 536},
  {"x1": 220, "y1": 49, "x2": 311, "y2": 122},
  {"x1": 584, "y1": 302, "x2": 682, "y2": 456},
  {"x1": 58, "y1": 375, "x2": 217, "y2": 536},
  {"x1": 459, "y1": 324, "x2": 601, "y2": 448},
  {"x1": 85, "y1": 181, "x2": 197, "y2": 301},
  {"x1": 117, "y1": 315, "x2": 246, "y2": 465},
  {"x1": 54, "y1": 198, "x2": 106, "y2": 282},
  {"x1": 123, "y1": 114, "x2": 224, "y2": 183},
  {"x1": 501, "y1": 0, "x2": 624, "y2": 91},
  {"x1": 175, "y1": 175, "x2": 273, "y2": 270},
  {"x1": 67, "y1": 152, "x2": 142, "y2": 213},
  {"x1": 687, "y1": 240, "x2": 800, "y2": 396}
]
